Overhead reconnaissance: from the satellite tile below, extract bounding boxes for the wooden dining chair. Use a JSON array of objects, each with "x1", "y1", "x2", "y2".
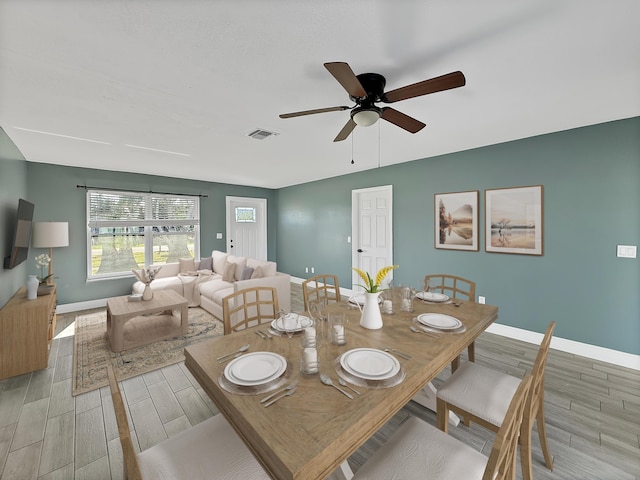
[
  {"x1": 423, "y1": 273, "x2": 476, "y2": 372},
  {"x1": 353, "y1": 375, "x2": 532, "y2": 480},
  {"x1": 222, "y1": 286, "x2": 279, "y2": 334},
  {"x1": 436, "y1": 322, "x2": 556, "y2": 480},
  {"x1": 106, "y1": 364, "x2": 269, "y2": 479},
  {"x1": 302, "y1": 274, "x2": 341, "y2": 312}
]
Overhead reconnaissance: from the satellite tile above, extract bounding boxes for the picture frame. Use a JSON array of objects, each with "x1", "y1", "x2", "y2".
[
  {"x1": 434, "y1": 190, "x2": 479, "y2": 251},
  {"x1": 485, "y1": 185, "x2": 543, "y2": 255}
]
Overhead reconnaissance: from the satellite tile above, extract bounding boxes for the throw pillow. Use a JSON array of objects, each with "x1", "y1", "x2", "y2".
[
  {"x1": 240, "y1": 266, "x2": 254, "y2": 280},
  {"x1": 212, "y1": 250, "x2": 228, "y2": 274},
  {"x1": 179, "y1": 257, "x2": 195, "y2": 274},
  {"x1": 226, "y1": 255, "x2": 247, "y2": 281},
  {"x1": 222, "y1": 262, "x2": 236, "y2": 283},
  {"x1": 250, "y1": 266, "x2": 264, "y2": 279},
  {"x1": 247, "y1": 258, "x2": 277, "y2": 277},
  {"x1": 199, "y1": 256, "x2": 213, "y2": 271}
]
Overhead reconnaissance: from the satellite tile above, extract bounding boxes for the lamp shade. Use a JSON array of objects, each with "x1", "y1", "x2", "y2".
[
  {"x1": 351, "y1": 107, "x2": 381, "y2": 127},
  {"x1": 32, "y1": 222, "x2": 69, "y2": 248}
]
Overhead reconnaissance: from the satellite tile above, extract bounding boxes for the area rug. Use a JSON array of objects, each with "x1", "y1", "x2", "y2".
[{"x1": 73, "y1": 307, "x2": 223, "y2": 396}]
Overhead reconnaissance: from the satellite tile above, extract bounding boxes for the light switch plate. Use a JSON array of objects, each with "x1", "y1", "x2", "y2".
[
  {"x1": 216, "y1": 233, "x2": 223, "y2": 239},
  {"x1": 617, "y1": 245, "x2": 637, "y2": 258}
]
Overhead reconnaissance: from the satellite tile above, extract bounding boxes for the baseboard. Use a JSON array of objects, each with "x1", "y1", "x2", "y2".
[
  {"x1": 62, "y1": 278, "x2": 640, "y2": 371},
  {"x1": 57, "y1": 298, "x2": 106, "y2": 314},
  {"x1": 486, "y1": 323, "x2": 640, "y2": 371}
]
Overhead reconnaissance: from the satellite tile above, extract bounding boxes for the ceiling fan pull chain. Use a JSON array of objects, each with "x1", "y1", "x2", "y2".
[
  {"x1": 351, "y1": 132, "x2": 355, "y2": 165},
  {"x1": 377, "y1": 121, "x2": 381, "y2": 169}
]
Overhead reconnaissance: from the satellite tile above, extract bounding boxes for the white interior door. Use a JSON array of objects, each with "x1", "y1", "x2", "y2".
[
  {"x1": 351, "y1": 186, "x2": 393, "y2": 291},
  {"x1": 226, "y1": 196, "x2": 267, "y2": 260}
]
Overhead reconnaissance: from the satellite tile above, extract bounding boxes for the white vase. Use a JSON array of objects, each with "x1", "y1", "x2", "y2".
[
  {"x1": 27, "y1": 275, "x2": 39, "y2": 300},
  {"x1": 142, "y1": 284, "x2": 153, "y2": 301},
  {"x1": 360, "y1": 292, "x2": 383, "y2": 330}
]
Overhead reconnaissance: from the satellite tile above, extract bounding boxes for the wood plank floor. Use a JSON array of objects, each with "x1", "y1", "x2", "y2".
[{"x1": 1, "y1": 285, "x2": 638, "y2": 479}]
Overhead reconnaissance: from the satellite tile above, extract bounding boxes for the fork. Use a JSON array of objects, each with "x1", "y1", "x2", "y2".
[
  {"x1": 383, "y1": 347, "x2": 412, "y2": 360},
  {"x1": 260, "y1": 380, "x2": 299, "y2": 404},
  {"x1": 263, "y1": 388, "x2": 297, "y2": 407},
  {"x1": 410, "y1": 326, "x2": 438, "y2": 338}
]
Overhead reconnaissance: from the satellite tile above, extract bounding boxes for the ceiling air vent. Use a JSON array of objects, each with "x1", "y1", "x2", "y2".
[{"x1": 246, "y1": 128, "x2": 279, "y2": 140}]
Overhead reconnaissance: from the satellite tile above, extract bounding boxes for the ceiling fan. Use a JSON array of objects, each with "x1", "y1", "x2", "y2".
[{"x1": 279, "y1": 62, "x2": 466, "y2": 142}]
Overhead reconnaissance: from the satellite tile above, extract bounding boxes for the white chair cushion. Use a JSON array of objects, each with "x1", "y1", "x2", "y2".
[
  {"x1": 353, "y1": 417, "x2": 487, "y2": 480},
  {"x1": 437, "y1": 362, "x2": 521, "y2": 427},
  {"x1": 137, "y1": 414, "x2": 269, "y2": 479}
]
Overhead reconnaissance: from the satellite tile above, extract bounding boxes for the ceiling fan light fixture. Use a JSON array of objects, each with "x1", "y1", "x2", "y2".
[{"x1": 351, "y1": 107, "x2": 381, "y2": 127}]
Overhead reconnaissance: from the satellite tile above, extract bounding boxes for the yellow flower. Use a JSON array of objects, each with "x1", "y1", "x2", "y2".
[{"x1": 352, "y1": 265, "x2": 398, "y2": 293}]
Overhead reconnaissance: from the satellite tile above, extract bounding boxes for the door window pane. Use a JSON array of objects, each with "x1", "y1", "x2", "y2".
[{"x1": 235, "y1": 207, "x2": 256, "y2": 223}]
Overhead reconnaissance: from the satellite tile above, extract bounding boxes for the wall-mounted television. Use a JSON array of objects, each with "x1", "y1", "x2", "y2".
[{"x1": 3, "y1": 198, "x2": 35, "y2": 269}]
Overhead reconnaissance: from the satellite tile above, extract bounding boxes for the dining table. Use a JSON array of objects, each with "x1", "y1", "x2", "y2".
[{"x1": 184, "y1": 294, "x2": 498, "y2": 480}]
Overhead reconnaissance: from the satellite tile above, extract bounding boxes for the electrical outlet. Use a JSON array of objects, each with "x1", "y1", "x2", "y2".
[
  {"x1": 311, "y1": 267, "x2": 315, "y2": 273},
  {"x1": 305, "y1": 267, "x2": 308, "y2": 273},
  {"x1": 478, "y1": 296, "x2": 486, "y2": 304}
]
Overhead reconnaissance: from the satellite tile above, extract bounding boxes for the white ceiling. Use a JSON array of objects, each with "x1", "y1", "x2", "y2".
[{"x1": 1, "y1": 1, "x2": 639, "y2": 189}]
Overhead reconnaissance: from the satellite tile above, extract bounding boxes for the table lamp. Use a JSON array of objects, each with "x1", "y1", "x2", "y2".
[{"x1": 32, "y1": 221, "x2": 69, "y2": 284}]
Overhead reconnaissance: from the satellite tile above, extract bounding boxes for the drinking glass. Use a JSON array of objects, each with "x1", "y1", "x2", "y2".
[
  {"x1": 329, "y1": 312, "x2": 346, "y2": 345},
  {"x1": 309, "y1": 300, "x2": 329, "y2": 344},
  {"x1": 277, "y1": 309, "x2": 295, "y2": 339},
  {"x1": 400, "y1": 287, "x2": 414, "y2": 312}
]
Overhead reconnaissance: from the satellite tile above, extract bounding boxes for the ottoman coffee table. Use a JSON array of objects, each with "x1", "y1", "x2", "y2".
[{"x1": 107, "y1": 290, "x2": 188, "y2": 353}]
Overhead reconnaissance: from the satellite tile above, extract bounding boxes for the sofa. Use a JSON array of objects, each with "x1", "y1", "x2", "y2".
[{"x1": 132, "y1": 250, "x2": 291, "y2": 321}]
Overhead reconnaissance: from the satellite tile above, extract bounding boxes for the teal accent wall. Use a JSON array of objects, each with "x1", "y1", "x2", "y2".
[
  {"x1": 277, "y1": 118, "x2": 640, "y2": 355},
  {"x1": 0, "y1": 128, "x2": 29, "y2": 307},
  {"x1": 24, "y1": 163, "x2": 277, "y2": 305}
]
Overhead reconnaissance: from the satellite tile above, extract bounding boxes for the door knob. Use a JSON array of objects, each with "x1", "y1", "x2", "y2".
[{"x1": 357, "y1": 249, "x2": 364, "y2": 253}]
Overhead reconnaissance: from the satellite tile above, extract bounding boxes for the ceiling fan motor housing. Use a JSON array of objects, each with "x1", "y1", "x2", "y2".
[{"x1": 351, "y1": 73, "x2": 386, "y2": 102}]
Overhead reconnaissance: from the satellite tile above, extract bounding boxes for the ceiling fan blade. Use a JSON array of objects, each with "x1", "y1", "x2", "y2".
[
  {"x1": 381, "y1": 108, "x2": 426, "y2": 133},
  {"x1": 324, "y1": 62, "x2": 367, "y2": 98},
  {"x1": 279, "y1": 106, "x2": 350, "y2": 119},
  {"x1": 333, "y1": 118, "x2": 357, "y2": 142},
  {"x1": 383, "y1": 71, "x2": 466, "y2": 103}
]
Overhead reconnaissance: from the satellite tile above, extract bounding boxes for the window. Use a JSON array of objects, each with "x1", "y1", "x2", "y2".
[
  {"x1": 235, "y1": 206, "x2": 256, "y2": 223},
  {"x1": 87, "y1": 190, "x2": 200, "y2": 280}
]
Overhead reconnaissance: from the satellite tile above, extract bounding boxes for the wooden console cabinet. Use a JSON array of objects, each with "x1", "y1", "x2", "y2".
[{"x1": 0, "y1": 285, "x2": 57, "y2": 380}]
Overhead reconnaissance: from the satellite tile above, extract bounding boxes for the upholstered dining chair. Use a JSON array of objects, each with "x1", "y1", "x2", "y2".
[
  {"x1": 107, "y1": 364, "x2": 269, "y2": 479},
  {"x1": 436, "y1": 321, "x2": 556, "y2": 480},
  {"x1": 423, "y1": 273, "x2": 476, "y2": 372},
  {"x1": 353, "y1": 375, "x2": 532, "y2": 480},
  {"x1": 302, "y1": 274, "x2": 341, "y2": 312},
  {"x1": 222, "y1": 286, "x2": 280, "y2": 335}
]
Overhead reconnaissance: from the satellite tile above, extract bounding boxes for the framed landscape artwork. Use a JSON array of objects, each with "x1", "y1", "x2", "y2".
[
  {"x1": 434, "y1": 190, "x2": 479, "y2": 251},
  {"x1": 485, "y1": 185, "x2": 543, "y2": 255}
]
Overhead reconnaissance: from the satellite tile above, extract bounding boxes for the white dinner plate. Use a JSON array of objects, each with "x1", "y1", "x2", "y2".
[
  {"x1": 340, "y1": 348, "x2": 401, "y2": 381},
  {"x1": 416, "y1": 291, "x2": 450, "y2": 303},
  {"x1": 224, "y1": 352, "x2": 286, "y2": 386},
  {"x1": 416, "y1": 313, "x2": 462, "y2": 331},
  {"x1": 348, "y1": 294, "x2": 383, "y2": 306},
  {"x1": 271, "y1": 314, "x2": 313, "y2": 332}
]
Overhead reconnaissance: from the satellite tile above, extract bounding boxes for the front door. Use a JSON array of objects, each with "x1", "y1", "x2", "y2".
[
  {"x1": 351, "y1": 185, "x2": 394, "y2": 291},
  {"x1": 225, "y1": 196, "x2": 267, "y2": 260}
]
